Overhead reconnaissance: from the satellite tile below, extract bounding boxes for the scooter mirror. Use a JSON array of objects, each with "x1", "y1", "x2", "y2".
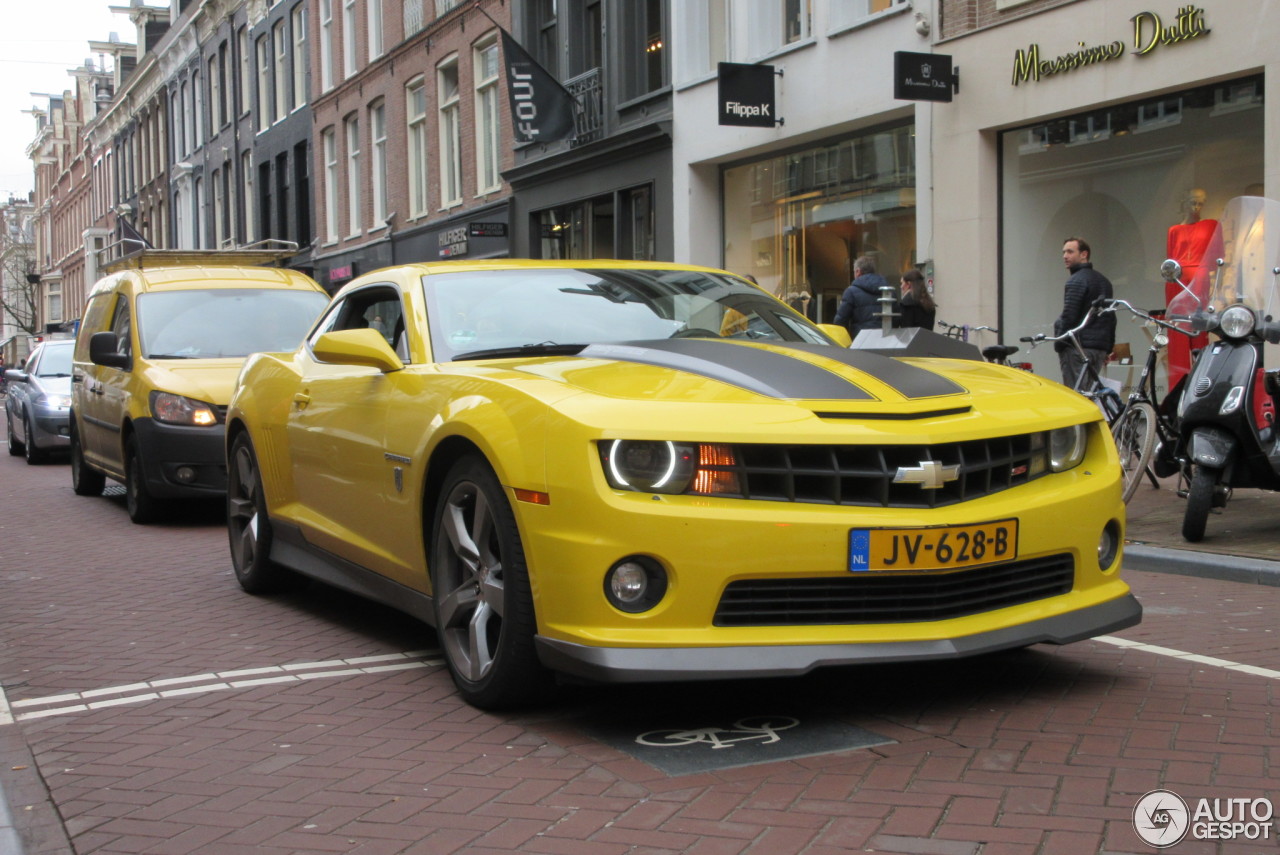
[{"x1": 1160, "y1": 259, "x2": 1183, "y2": 282}]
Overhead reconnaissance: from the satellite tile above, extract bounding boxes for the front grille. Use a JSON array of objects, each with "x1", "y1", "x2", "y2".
[
  {"x1": 711, "y1": 435, "x2": 1045, "y2": 508},
  {"x1": 713, "y1": 553, "x2": 1074, "y2": 627}
]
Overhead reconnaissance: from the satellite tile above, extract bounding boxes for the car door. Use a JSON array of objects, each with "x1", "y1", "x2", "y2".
[
  {"x1": 78, "y1": 294, "x2": 134, "y2": 474},
  {"x1": 287, "y1": 284, "x2": 424, "y2": 587},
  {"x1": 9, "y1": 345, "x2": 39, "y2": 441}
]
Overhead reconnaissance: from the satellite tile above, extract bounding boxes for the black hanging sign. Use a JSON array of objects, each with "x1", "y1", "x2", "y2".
[
  {"x1": 717, "y1": 62, "x2": 778, "y2": 127},
  {"x1": 894, "y1": 52, "x2": 957, "y2": 103}
]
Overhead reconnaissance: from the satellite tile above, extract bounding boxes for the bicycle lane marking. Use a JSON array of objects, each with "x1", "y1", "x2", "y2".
[
  {"x1": 1096, "y1": 636, "x2": 1280, "y2": 679},
  {"x1": 1, "y1": 650, "x2": 444, "y2": 724}
]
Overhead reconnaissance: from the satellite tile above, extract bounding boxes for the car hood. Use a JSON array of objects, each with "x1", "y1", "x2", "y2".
[
  {"x1": 32, "y1": 375, "x2": 72, "y2": 397},
  {"x1": 143, "y1": 358, "x2": 245, "y2": 406},
  {"x1": 492, "y1": 339, "x2": 1084, "y2": 425}
]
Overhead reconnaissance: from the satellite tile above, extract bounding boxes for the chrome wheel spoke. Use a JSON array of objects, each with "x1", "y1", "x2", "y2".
[{"x1": 465, "y1": 601, "x2": 496, "y2": 680}]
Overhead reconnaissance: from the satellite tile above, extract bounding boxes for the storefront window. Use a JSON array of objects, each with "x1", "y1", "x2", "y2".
[
  {"x1": 722, "y1": 123, "x2": 915, "y2": 321},
  {"x1": 537, "y1": 184, "x2": 654, "y2": 260},
  {"x1": 1000, "y1": 75, "x2": 1264, "y2": 386}
]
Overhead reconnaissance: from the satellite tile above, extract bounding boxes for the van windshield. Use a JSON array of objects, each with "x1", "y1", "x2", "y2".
[{"x1": 137, "y1": 289, "x2": 329, "y2": 359}]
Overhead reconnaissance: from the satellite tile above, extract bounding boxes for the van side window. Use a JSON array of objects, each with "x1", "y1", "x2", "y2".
[{"x1": 109, "y1": 300, "x2": 132, "y2": 359}]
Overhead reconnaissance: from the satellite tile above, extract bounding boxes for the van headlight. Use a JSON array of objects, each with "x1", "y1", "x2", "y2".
[
  {"x1": 1048, "y1": 424, "x2": 1087, "y2": 472},
  {"x1": 1219, "y1": 305, "x2": 1256, "y2": 339},
  {"x1": 150, "y1": 391, "x2": 218, "y2": 426}
]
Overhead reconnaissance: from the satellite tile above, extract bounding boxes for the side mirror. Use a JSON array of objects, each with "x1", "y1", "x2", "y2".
[
  {"x1": 1160, "y1": 259, "x2": 1183, "y2": 283},
  {"x1": 310, "y1": 328, "x2": 405, "y2": 373},
  {"x1": 818, "y1": 323, "x2": 852, "y2": 348},
  {"x1": 4, "y1": 368, "x2": 26, "y2": 383},
  {"x1": 89, "y1": 331, "x2": 130, "y2": 369}
]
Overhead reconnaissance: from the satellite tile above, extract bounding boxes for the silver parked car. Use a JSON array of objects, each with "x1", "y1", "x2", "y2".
[{"x1": 6, "y1": 339, "x2": 74, "y2": 464}]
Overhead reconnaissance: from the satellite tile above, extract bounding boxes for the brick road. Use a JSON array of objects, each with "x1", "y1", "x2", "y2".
[{"x1": 1, "y1": 448, "x2": 1276, "y2": 855}]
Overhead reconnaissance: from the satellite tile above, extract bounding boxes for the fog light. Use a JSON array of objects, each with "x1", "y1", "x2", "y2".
[
  {"x1": 174, "y1": 466, "x2": 197, "y2": 484},
  {"x1": 1098, "y1": 520, "x2": 1121, "y2": 571},
  {"x1": 604, "y1": 556, "x2": 668, "y2": 613}
]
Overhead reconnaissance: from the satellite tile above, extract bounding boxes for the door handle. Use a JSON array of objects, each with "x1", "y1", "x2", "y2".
[{"x1": 293, "y1": 392, "x2": 311, "y2": 409}]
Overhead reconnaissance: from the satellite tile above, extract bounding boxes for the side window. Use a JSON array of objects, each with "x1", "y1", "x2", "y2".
[
  {"x1": 309, "y1": 285, "x2": 409, "y2": 361},
  {"x1": 110, "y1": 299, "x2": 133, "y2": 359},
  {"x1": 75, "y1": 293, "x2": 115, "y2": 362}
]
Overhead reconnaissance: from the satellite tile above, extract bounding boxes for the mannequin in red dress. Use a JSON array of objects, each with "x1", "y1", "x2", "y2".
[{"x1": 1166, "y1": 189, "x2": 1217, "y2": 390}]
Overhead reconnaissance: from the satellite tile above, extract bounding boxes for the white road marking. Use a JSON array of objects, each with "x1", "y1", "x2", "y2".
[
  {"x1": 1096, "y1": 636, "x2": 1280, "y2": 680},
  {"x1": 3, "y1": 650, "x2": 443, "y2": 723}
]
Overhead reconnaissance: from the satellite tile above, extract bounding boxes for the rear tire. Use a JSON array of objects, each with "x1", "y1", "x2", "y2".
[
  {"x1": 70, "y1": 422, "x2": 106, "y2": 496},
  {"x1": 1182, "y1": 465, "x2": 1217, "y2": 543},
  {"x1": 431, "y1": 455, "x2": 548, "y2": 710},
  {"x1": 125, "y1": 435, "x2": 163, "y2": 524},
  {"x1": 1111, "y1": 403, "x2": 1157, "y2": 503},
  {"x1": 227, "y1": 432, "x2": 290, "y2": 593}
]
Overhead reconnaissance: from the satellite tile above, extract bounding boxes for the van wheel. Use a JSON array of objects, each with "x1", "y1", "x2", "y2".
[
  {"x1": 70, "y1": 423, "x2": 105, "y2": 496},
  {"x1": 125, "y1": 435, "x2": 163, "y2": 524},
  {"x1": 227, "y1": 432, "x2": 289, "y2": 593}
]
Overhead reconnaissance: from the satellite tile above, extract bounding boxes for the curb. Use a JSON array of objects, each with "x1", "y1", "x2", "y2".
[{"x1": 1124, "y1": 544, "x2": 1280, "y2": 587}]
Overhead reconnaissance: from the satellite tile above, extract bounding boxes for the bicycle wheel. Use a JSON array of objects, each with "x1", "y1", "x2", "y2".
[{"x1": 1111, "y1": 402, "x2": 1157, "y2": 503}]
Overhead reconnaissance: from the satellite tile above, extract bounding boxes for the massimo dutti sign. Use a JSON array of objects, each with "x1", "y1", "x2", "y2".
[{"x1": 1011, "y1": 4, "x2": 1209, "y2": 86}]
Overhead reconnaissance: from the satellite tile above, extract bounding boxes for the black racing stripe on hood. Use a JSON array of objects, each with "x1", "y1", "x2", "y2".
[
  {"x1": 774, "y1": 342, "x2": 967, "y2": 399},
  {"x1": 579, "y1": 340, "x2": 874, "y2": 400}
]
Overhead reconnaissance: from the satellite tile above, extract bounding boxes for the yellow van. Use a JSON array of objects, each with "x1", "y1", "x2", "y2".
[{"x1": 70, "y1": 248, "x2": 330, "y2": 523}]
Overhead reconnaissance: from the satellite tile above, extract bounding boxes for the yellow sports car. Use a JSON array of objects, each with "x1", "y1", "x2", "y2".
[{"x1": 226, "y1": 260, "x2": 1139, "y2": 709}]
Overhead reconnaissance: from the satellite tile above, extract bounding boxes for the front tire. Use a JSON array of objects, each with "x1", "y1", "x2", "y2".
[
  {"x1": 431, "y1": 455, "x2": 547, "y2": 710},
  {"x1": 227, "y1": 432, "x2": 289, "y2": 593},
  {"x1": 23, "y1": 415, "x2": 48, "y2": 464},
  {"x1": 1112, "y1": 403, "x2": 1157, "y2": 503},
  {"x1": 125, "y1": 435, "x2": 163, "y2": 524},
  {"x1": 1182, "y1": 465, "x2": 1217, "y2": 543},
  {"x1": 70, "y1": 422, "x2": 106, "y2": 496},
  {"x1": 6, "y1": 411, "x2": 22, "y2": 456}
]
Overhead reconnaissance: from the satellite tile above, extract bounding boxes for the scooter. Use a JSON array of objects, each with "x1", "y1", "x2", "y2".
[{"x1": 1165, "y1": 196, "x2": 1280, "y2": 542}]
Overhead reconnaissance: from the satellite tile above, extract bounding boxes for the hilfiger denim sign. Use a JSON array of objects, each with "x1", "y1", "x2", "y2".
[
  {"x1": 1011, "y1": 5, "x2": 1210, "y2": 85},
  {"x1": 717, "y1": 62, "x2": 779, "y2": 128}
]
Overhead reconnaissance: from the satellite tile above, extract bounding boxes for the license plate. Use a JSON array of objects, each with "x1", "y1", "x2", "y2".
[{"x1": 848, "y1": 519, "x2": 1018, "y2": 572}]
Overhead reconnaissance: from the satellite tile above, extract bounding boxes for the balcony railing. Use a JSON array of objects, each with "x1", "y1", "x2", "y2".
[{"x1": 566, "y1": 67, "x2": 603, "y2": 146}]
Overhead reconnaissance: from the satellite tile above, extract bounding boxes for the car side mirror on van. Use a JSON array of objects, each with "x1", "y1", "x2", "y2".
[{"x1": 89, "y1": 331, "x2": 130, "y2": 369}]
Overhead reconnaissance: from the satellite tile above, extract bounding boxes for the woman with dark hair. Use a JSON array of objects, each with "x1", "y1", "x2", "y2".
[{"x1": 898, "y1": 269, "x2": 936, "y2": 329}]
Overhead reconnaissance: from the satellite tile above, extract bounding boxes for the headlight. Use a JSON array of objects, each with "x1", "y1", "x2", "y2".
[
  {"x1": 36, "y1": 394, "x2": 72, "y2": 409},
  {"x1": 1048, "y1": 424, "x2": 1087, "y2": 472},
  {"x1": 1219, "y1": 305, "x2": 1256, "y2": 339},
  {"x1": 599, "y1": 440, "x2": 741, "y2": 495},
  {"x1": 150, "y1": 391, "x2": 218, "y2": 426}
]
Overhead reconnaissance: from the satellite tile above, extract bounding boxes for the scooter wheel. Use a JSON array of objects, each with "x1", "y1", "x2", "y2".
[{"x1": 1182, "y1": 465, "x2": 1217, "y2": 543}]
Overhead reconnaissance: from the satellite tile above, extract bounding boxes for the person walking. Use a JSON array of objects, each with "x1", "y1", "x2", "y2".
[
  {"x1": 1054, "y1": 236, "x2": 1115, "y2": 390},
  {"x1": 833, "y1": 256, "x2": 892, "y2": 333},
  {"x1": 897, "y1": 269, "x2": 936, "y2": 330}
]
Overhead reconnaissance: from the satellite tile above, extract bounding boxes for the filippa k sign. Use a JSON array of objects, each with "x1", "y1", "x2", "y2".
[{"x1": 718, "y1": 62, "x2": 779, "y2": 128}]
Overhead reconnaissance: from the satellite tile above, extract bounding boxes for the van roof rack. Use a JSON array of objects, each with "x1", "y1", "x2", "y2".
[{"x1": 99, "y1": 239, "x2": 300, "y2": 273}]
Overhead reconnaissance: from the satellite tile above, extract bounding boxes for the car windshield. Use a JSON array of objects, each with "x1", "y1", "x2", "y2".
[
  {"x1": 137, "y1": 289, "x2": 330, "y2": 358},
  {"x1": 33, "y1": 344, "x2": 73, "y2": 376},
  {"x1": 422, "y1": 267, "x2": 833, "y2": 362}
]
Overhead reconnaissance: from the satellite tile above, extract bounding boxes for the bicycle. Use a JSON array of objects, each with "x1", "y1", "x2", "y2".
[
  {"x1": 1019, "y1": 302, "x2": 1126, "y2": 425},
  {"x1": 937, "y1": 322, "x2": 1031, "y2": 369},
  {"x1": 1103, "y1": 299, "x2": 1193, "y2": 503}
]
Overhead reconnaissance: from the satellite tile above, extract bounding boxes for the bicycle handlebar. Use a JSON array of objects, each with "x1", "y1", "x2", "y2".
[{"x1": 1103, "y1": 298, "x2": 1196, "y2": 337}]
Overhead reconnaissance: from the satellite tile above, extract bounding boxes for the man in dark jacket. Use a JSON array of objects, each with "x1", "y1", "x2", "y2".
[
  {"x1": 1054, "y1": 237, "x2": 1115, "y2": 390},
  {"x1": 833, "y1": 256, "x2": 892, "y2": 333}
]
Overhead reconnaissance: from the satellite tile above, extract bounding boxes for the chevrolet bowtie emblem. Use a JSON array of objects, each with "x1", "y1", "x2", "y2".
[{"x1": 893, "y1": 460, "x2": 961, "y2": 490}]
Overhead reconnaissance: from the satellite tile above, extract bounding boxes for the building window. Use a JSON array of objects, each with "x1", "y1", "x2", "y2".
[
  {"x1": 273, "y1": 21, "x2": 288, "y2": 122},
  {"x1": 404, "y1": 0, "x2": 424, "y2": 37},
  {"x1": 47, "y1": 281, "x2": 62, "y2": 323},
  {"x1": 209, "y1": 52, "x2": 222, "y2": 129},
  {"x1": 241, "y1": 150, "x2": 255, "y2": 242},
  {"x1": 292, "y1": 4, "x2": 307, "y2": 110},
  {"x1": 536, "y1": 187, "x2": 654, "y2": 260},
  {"x1": 474, "y1": 37, "x2": 500, "y2": 194},
  {"x1": 195, "y1": 177, "x2": 207, "y2": 249},
  {"x1": 622, "y1": 0, "x2": 667, "y2": 99},
  {"x1": 343, "y1": 0, "x2": 357, "y2": 79},
  {"x1": 345, "y1": 115, "x2": 361, "y2": 236},
  {"x1": 370, "y1": 100, "x2": 387, "y2": 224},
  {"x1": 830, "y1": 0, "x2": 906, "y2": 31},
  {"x1": 193, "y1": 71, "x2": 204, "y2": 146},
  {"x1": 406, "y1": 78, "x2": 429, "y2": 217},
  {"x1": 745, "y1": 0, "x2": 811, "y2": 58},
  {"x1": 368, "y1": 0, "x2": 384, "y2": 59},
  {"x1": 320, "y1": 0, "x2": 334, "y2": 91},
  {"x1": 322, "y1": 127, "x2": 338, "y2": 241},
  {"x1": 256, "y1": 35, "x2": 271, "y2": 128},
  {"x1": 674, "y1": 0, "x2": 726, "y2": 83},
  {"x1": 212, "y1": 168, "x2": 225, "y2": 247},
  {"x1": 238, "y1": 27, "x2": 251, "y2": 116},
  {"x1": 533, "y1": 0, "x2": 558, "y2": 78},
  {"x1": 438, "y1": 58, "x2": 461, "y2": 207}
]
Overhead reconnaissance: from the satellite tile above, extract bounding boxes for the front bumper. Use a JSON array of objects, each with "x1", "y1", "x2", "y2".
[
  {"x1": 535, "y1": 593, "x2": 1142, "y2": 682},
  {"x1": 132, "y1": 418, "x2": 227, "y2": 498},
  {"x1": 31, "y1": 406, "x2": 71, "y2": 451}
]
